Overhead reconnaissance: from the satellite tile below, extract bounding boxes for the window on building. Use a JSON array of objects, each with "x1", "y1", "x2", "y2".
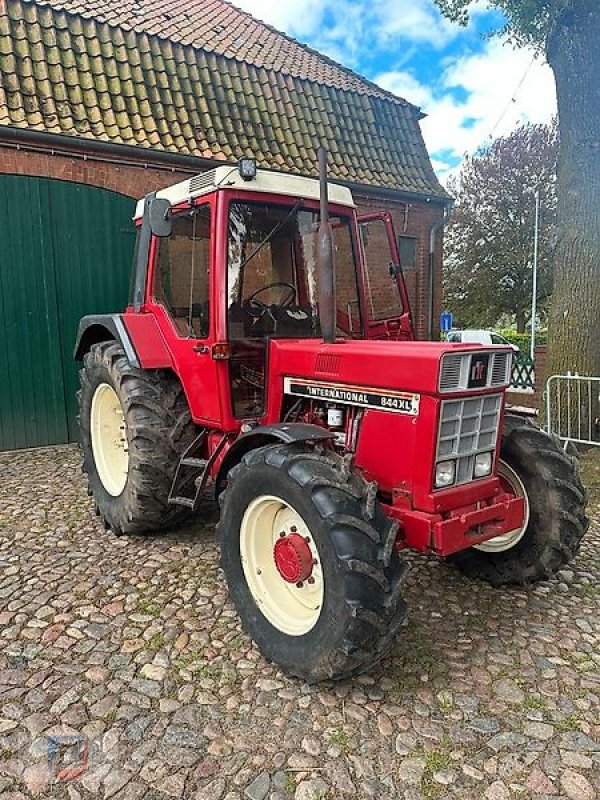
[
  {"x1": 398, "y1": 235, "x2": 417, "y2": 270},
  {"x1": 153, "y1": 205, "x2": 211, "y2": 338}
]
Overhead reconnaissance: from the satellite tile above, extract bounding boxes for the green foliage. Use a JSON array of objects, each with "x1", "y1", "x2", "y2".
[
  {"x1": 497, "y1": 329, "x2": 547, "y2": 348},
  {"x1": 433, "y1": 0, "x2": 552, "y2": 48},
  {"x1": 443, "y1": 121, "x2": 557, "y2": 332}
]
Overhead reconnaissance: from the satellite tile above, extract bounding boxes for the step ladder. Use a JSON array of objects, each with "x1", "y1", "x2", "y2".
[
  {"x1": 168, "y1": 432, "x2": 208, "y2": 511},
  {"x1": 168, "y1": 431, "x2": 228, "y2": 512}
]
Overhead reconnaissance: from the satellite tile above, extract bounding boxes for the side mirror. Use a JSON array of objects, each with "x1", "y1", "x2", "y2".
[{"x1": 149, "y1": 197, "x2": 172, "y2": 237}]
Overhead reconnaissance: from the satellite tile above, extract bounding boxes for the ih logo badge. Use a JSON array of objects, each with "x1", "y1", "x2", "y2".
[
  {"x1": 47, "y1": 735, "x2": 88, "y2": 781},
  {"x1": 468, "y1": 354, "x2": 489, "y2": 388}
]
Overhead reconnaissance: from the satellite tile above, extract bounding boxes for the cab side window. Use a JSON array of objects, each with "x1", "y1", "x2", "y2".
[{"x1": 153, "y1": 205, "x2": 211, "y2": 338}]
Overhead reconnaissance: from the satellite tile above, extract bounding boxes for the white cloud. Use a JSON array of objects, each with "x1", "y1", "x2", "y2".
[
  {"x1": 232, "y1": 0, "x2": 327, "y2": 38},
  {"x1": 376, "y1": 38, "x2": 556, "y2": 177},
  {"x1": 374, "y1": 70, "x2": 434, "y2": 108},
  {"x1": 235, "y1": 0, "x2": 493, "y2": 55},
  {"x1": 373, "y1": 0, "x2": 461, "y2": 49}
]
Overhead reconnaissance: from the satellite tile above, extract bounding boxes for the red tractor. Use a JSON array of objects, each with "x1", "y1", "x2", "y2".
[{"x1": 75, "y1": 152, "x2": 588, "y2": 682}]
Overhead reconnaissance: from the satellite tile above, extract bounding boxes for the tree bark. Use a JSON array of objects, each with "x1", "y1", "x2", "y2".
[{"x1": 545, "y1": 0, "x2": 600, "y2": 386}]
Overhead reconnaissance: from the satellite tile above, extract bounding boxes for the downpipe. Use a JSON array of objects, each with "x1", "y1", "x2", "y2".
[{"x1": 427, "y1": 204, "x2": 453, "y2": 340}]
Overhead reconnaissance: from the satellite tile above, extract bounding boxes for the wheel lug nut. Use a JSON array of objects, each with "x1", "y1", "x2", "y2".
[
  {"x1": 296, "y1": 581, "x2": 303, "y2": 588},
  {"x1": 279, "y1": 532, "x2": 286, "y2": 538},
  {"x1": 307, "y1": 577, "x2": 315, "y2": 585},
  {"x1": 290, "y1": 526, "x2": 297, "y2": 532},
  {"x1": 305, "y1": 536, "x2": 310, "y2": 543}
]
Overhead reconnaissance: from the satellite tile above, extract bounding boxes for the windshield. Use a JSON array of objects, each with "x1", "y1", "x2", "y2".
[{"x1": 227, "y1": 201, "x2": 361, "y2": 339}]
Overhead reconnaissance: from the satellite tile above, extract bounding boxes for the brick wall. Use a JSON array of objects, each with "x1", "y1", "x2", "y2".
[
  {"x1": 0, "y1": 143, "x2": 445, "y2": 337},
  {"x1": 0, "y1": 145, "x2": 190, "y2": 200}
]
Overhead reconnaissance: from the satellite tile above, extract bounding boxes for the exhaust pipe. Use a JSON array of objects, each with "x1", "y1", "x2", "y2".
[{"x1": 317, "y1": 146, "x2": 336, "y2": 344}]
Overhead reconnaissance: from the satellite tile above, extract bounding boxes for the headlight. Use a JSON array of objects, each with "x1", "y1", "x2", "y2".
[
  {"x1": 473, "y1": 451, "x2": 493, "y2": 478},
  {"x1": 435, "y1": 460, "x2": 456, "y2": 488}
]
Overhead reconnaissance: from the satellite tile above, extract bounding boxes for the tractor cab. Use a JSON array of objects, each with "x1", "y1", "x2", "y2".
[{"x1": 131, "y1": 162, "x2": 412, "y2": 424}]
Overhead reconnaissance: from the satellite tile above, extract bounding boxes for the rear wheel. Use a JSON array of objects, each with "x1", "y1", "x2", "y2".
[
  {"x1": 449, "y1": 415, "x2": 588, "y2": 586},
  {"x1": 219, "y1": 443, "x2": 408, "y2": 682},
  {"x1": 78, "y1": 341, "x2": 197, "y2": 534}
]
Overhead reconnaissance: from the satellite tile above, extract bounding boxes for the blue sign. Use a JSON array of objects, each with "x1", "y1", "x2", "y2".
[{"x1": 440, "y1": 311, "x2": 453, "y2": 332}]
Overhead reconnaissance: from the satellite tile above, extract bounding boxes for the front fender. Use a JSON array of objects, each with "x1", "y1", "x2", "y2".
[{"x1": 215, "y1": 423, "x2": 334, "y2": 496}]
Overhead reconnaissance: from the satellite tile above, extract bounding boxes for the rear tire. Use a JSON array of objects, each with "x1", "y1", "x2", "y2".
[
  {"x1": 449, "y1": 415, "x2": 588, "y2": 586},
  {"x1": 78, "y1": 341, "x2": 197, "y2": 534},
  {"x1": 218, "y1": 443, "x2": 408, "y2": 682}
]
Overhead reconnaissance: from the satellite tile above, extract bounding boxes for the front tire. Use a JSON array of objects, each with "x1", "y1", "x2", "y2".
[
  {"x1": 449, "y1": 415, "x2": 588, "y2": 586},
  {"x1": 78, "y1": 341, "x2": 197, "y2": 534},
  {"x1": 219, "y1": 444, "x2": 408, "y2": 682}
]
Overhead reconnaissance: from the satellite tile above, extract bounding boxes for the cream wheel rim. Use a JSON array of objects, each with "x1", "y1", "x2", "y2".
[
  {"x1": 239, "y1": 495, "x2": 324, "y2": 636},
  {"x1": 473, "y1": 460, "x2": 530, "y2": 553},
  {"x1": 90, "y1": 383, "x2": 129, "y2": 497}
]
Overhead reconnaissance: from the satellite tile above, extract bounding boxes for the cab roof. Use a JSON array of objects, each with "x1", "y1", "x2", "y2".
[{"x1": 134, "y1": 166, "x2": 355, "y2": 219}]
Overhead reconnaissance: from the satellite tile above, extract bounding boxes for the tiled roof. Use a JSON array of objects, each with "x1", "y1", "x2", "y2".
[
  {"x1": 35, "y1": 0, "x2": 404, "y2": 101},
  {"x1": 0, "y1": 0, "x2": 448, "y2": 197}
]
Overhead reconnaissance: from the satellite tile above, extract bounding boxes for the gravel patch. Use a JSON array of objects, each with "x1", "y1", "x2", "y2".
[{"x1": 0, "y1": 444, "x2": 599, "y2": 799}]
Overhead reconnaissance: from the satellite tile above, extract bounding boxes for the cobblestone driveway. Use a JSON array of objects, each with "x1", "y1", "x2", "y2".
[{"x1": 1, "y1": 445, "x2": 599, "y2": 800}]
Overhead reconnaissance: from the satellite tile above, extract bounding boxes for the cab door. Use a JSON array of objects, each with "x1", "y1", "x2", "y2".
[
  {"x1": 149, "y1": 200, "x2": 222, "y2": 425},
  {"x1": 357, "y1": 212, "x2": 414, "y2": 340}
]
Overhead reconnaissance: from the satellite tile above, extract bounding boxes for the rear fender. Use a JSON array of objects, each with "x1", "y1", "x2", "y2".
[
  {"x1": 74, "y1": 314, "x2": 139, "y2": 366},
  {"x1": 215, "y1": 423, "x2": 334, "y2": 496}
]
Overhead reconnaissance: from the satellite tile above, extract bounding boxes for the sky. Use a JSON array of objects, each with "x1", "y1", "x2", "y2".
[{"x1": 234, "y1": 0, "x2": 557, "y2": 183}]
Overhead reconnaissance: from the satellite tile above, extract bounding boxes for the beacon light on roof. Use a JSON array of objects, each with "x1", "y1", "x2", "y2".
[{"x1": 238, "y1": 158, "x2": 257, "y2": 181}]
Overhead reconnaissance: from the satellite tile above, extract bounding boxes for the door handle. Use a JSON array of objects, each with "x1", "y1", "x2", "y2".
[{"x1": 193, "y1": 344, "x2": 209, "y2": 354}]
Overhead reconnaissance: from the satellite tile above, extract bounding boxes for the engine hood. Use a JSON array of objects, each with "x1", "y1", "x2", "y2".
[{"x1": 269, "y1": 339, "x2": 510, "y2": 397}]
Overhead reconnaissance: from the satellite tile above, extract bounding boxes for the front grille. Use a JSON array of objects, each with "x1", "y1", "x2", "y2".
[
  {"x1": 491, "y1": 351, "x2": 511, "y2": 385},
  {"x1": 439, "y1": 354, "x2": 464, "y2": 391},
  {"x1": 439, "y1": 350, "x2": 512, "y2": 392},
  {"x1": 437, "y1": 394, "x2": 502, "y2": 486}
]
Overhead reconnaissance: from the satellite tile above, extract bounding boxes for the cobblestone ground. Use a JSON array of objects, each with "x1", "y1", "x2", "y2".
[{"x1": 1, "y1": 445, "x2": 599, "y2": 800}]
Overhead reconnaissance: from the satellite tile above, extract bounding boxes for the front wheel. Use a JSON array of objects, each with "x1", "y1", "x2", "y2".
[
  {"x1": 449, "y1": 415, "x2": 588, "y2": 586},
  {"x1": 218, "y1": 444, "x2": 408, "y2": 682}
]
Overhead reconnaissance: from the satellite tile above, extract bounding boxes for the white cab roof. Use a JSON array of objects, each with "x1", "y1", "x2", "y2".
[{"x1": 134, "y1": 166, "x2": 355, "y2": 219}]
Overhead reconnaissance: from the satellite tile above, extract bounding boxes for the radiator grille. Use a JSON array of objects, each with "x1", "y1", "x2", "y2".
[
  {"x1": 491, "y1": 351, "x2": 511, "y2": 385},
  {"x1": 439, "y1": 350, "x2": 511, "y2": 392},
  {"x1": 437, "y1": 394, "x2": 502, "y2": 486},
  {"x1": 439, "y1": 354, "x2": 465, "y2": 391}
]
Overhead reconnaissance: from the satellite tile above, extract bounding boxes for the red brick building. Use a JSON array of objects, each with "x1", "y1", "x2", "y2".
[{"x1": 0, "y1": 0, "x2": 450, "y2": 449}]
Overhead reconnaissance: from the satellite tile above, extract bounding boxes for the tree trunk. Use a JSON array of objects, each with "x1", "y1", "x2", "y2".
[
  {"x1": 515, "y1": 310, "x2": 526, "y2": 334},
  {"x1": 545, "y1": 0, "x2": 600, "y2": 388}
]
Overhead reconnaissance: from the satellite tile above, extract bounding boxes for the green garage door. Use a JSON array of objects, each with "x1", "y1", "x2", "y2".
[{"x1": 0, "y1": 176, "x2": 136, "y2": 450}]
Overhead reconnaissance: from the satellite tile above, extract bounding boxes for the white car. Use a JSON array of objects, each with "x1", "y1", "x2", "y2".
[{"x1": 446, "y1": 329, "x2": 520, "y2": 353}]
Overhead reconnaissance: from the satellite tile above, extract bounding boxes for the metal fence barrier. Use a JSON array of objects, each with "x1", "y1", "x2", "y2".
[
  {"x1": 546, "y1": 374, "x2": 600, "y2": 447},
  {"x1": 512, "y1": 352, "x2": 535, "y2": 390}
]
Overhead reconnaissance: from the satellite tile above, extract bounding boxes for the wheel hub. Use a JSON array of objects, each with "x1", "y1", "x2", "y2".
[{"x1": 273, "y1": 533, "x2": 314, "y2": 583}]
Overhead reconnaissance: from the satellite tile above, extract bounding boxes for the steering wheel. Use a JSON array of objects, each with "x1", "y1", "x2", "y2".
[{"x1": 247, "y1": 282, "x2": 297, "y2": 317}]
